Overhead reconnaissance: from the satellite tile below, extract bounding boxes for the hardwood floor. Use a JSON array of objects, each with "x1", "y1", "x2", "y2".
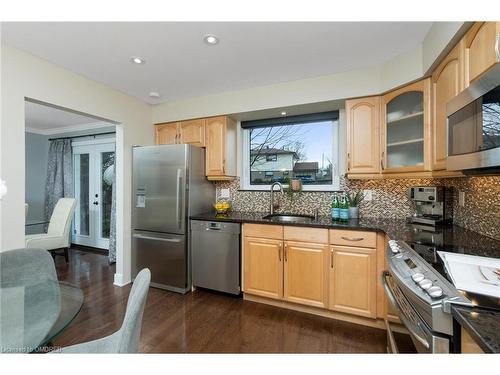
[{"x1": 52, "y1": 248, "x2": 415, "y2": 353}]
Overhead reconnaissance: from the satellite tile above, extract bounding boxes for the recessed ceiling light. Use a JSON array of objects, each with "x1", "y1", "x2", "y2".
[
  {"x1": 203, "y1": 34, "x2": 219, "y2": 45},
  {"x1": 149, "y1": 91, "x2": 161, "y2": 99},
  {"x1": 130, "y1": 56, "x2": 145, "y2": 64},
  {"x1": 281, "y1": 111, "x2": 287, "y2": 116}
]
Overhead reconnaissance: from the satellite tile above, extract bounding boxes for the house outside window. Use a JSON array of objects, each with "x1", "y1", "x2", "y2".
[{"x1": 241, "y1": 111, "x2": 340, "y2": 191}]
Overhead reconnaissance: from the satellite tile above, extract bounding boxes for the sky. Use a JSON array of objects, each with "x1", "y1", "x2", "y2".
[{"x1": 250, "y1": 120, "x2": 334, "y2": 169}]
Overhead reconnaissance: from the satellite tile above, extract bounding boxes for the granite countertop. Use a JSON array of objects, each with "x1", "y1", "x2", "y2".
[
  {"x1": 452, "y1": 305, "x2": 500, "y2": 353},
  {"x1": 190, "y1": 210, "x2": 500, "y2": 352},
  {"x1": 190, "y1": 211, "x2": 500, "y2": 258}
]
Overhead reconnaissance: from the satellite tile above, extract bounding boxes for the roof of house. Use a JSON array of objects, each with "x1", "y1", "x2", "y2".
[
  {"x1": 293, "y1": 162, "x2": 319, "y2": 172},
  {"x1": 250, "y1": 147, "x2": 298, "y2": 158}
]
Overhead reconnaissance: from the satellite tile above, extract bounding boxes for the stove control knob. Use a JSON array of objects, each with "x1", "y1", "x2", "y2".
[
  {"x1": 389, "y1": 241, "x2": 400, "y2": 254},
  {"x1": 411, "y1": 273, "x2": 425, "y2": 283},
  {"x1": 418, "y1": 279, "x2": 433, "y2": 290},
  {"x1": 427, "y1": 286, "x2": 443, "y2": 298}
]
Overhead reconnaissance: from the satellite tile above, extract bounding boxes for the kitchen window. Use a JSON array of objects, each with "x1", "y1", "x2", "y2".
[{"x1": 241, "y1": 111, "x2": 340, "y2": 191}]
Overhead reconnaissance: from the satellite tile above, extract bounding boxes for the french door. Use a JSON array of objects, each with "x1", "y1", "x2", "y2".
[{"x1": 72, "y1": 141, "x2": 115, "y2": 249}]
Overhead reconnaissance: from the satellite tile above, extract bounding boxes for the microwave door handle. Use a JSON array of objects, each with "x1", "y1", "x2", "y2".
[
  {"x1": 382, "y1": 272, "x2": 430, "y2": 350},
  {"x1": 176, "y1": 169, "x2": 182, "y2": 230}
]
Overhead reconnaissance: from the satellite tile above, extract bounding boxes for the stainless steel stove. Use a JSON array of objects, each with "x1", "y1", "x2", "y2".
[{"x1": 384, "y1": 240, "x2": 472, "y2": 353}]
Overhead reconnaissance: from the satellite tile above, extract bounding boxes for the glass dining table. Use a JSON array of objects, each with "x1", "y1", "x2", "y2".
[{"x1": 0, "y1": 280, "x2": 84, "y2": 353}]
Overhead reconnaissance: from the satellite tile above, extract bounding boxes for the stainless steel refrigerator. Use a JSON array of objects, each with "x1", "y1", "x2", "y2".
[{"x1": 131, "y1": 144, "x2": 214, "y2": 293}]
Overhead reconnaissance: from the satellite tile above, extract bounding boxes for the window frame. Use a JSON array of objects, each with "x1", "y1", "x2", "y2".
[{"x1": 241, "y1": 119, "x2": 340, "y2": 191}]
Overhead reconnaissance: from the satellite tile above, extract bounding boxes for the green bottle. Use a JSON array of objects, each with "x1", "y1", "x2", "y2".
[
  {"x1": 331, "y1": 193, "x2": 340, "y2": 221},
  {"x1": 339, "y1": 194, "x2": 350, "y2": 222}
]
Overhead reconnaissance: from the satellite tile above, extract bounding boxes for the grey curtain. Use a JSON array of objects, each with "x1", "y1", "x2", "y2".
[
  {"x1": 44, "y1": 139, "x2": 73, "y2": 222},
  {"x1": 108, "y1": 162, "x2": 116, "y2": 264}
]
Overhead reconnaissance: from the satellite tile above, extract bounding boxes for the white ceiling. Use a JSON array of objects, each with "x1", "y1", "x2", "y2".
[
  {"x1": 25, "y1": 100, "x2": 112, "y2": 134},
  {"x1": 3, "y1": 22, "x2": 433, "y2": 104}
]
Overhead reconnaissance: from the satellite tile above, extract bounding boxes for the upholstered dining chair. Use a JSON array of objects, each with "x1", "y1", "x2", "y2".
[
  {"x1": 25, "y1": 198, "x2": 77, "y2": 263},
  {"x1": 54, "y1": 268, "x2": 151, "y2": 354}
]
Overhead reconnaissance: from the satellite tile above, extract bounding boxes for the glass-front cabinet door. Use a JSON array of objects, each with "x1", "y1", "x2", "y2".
[{"x1": 381, "y1": 79, "x2": 431, "y2": 173}]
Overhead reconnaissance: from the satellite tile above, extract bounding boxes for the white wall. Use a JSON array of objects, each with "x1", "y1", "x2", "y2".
[
  {"x1": 152, "y1": 23, "x2": 465, "y2": 124},
  {"x1": 422, "y1": 22, "x2": 465, "y2": 73},
  {"x1": 0, "y1": 43, "x2": 153, "y2": 286}
]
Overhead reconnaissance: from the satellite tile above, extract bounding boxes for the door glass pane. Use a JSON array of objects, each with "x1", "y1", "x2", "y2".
[
  {"x1": 386, "y1": 91, "x2": 424, "y2": 168},
  {"x1": 77, "y1": 154, "x2": 90, "y2": 236},
  {"x1": 101, "y1": 151, "x2": 114, "y2": 238}
]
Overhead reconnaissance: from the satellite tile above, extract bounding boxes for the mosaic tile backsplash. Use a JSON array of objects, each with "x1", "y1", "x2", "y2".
[{"x1": 215, "y1": 176, "x2": 500, "y2": 241}]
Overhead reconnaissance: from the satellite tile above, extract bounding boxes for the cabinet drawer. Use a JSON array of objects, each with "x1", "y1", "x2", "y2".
[
  {"x1": 243, "y1": 223, "x2": 282, "y2": 239},
  {"x1": 329, "y1": 229, "x2": 377, "y2": 248},
  {"x1": 284, "y1": 226, "x2": 328, "y2": 244}
]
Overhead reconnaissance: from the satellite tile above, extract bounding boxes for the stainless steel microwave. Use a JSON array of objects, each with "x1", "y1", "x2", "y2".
[{"x1": 447, "y1": 63, "x2": 500, "y2": 174}]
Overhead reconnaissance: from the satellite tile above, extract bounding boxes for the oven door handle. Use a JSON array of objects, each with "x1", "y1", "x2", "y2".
[{"x1": 382, "y1": 271, "x2": 430, "y2": 350}]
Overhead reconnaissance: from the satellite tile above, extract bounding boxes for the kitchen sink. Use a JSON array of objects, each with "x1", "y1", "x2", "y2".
[{"x1": 262, "y1": 214, "x2": 315, "y2": 224}]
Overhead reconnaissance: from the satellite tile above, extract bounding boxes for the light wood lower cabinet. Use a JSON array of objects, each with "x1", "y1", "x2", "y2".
[
  {"x1": 243, "y1": 236, "x2": 283, "y2": 300},
  {"x1": 461, "y1": 327, "x2": 485, "y2": 353},
  {"x1": 243, "y1": 225, "x2": 380, "y2": 320},
  {"x1": 329, "y1": 245, "x2": 377, "y2": 318},
  {"x1": 283, "y1": 241, "x2": 329, "y2": 308}
]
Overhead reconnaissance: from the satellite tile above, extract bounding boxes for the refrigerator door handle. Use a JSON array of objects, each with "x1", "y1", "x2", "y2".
[
  {"x1": 132, "y1": 233, "x2": 182, "y2": 243},
  {"x1": 176, "y1": 168, "x2": 183, "y2": 230}
]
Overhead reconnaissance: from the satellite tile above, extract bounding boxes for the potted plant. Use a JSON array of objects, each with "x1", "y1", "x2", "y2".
[{"x1": 346, "y1": 191, "x2": 364, "y2": 219}]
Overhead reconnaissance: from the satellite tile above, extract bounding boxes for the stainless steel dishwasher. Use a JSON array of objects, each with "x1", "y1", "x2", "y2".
[{"x1": 190, "y1": 220, "x2": 241, "y2": 295}]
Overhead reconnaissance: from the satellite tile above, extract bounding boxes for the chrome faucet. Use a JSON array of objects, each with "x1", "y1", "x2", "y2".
[{"x1": 269, "y1": 182, "x2": 284, "y2": 215}]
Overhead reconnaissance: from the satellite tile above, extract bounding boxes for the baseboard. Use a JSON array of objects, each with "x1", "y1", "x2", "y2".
[
  {"x1": 113, "y1": 273, "x2": 130, "y2": 287},
  {"x1": 244, "y1": 293, "x2": 407, "y2": 333}
]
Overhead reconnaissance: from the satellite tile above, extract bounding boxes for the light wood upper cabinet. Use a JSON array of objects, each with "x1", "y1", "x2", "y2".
[
  {"x1": 205, "y1": 116, "x2": 237, "y2": 180},
  {"x1": 465, "y1": 22, "x2": 500, "y2": 85},
  {"x1": 156, "y1": 119, "x2": 206, "y2": 146},
  {"x1": 243, "y1": 236, "x2": 283, "y2": 300},
  {"x1": 329, "y1": 245, "x2": 377, "y2": 318},
  {"x1": 179, "y1": 118, "x2": 206, "y2": 147},
  {"x1": 346, "y1": 96, "x2": 381, "y2": 174},
  {"x1": 431, "y1": 43, "x2": 465, "y2": 170},
  {"x1": 283, "y1": 241, "x2": 329, "y2": 308},
  {"x1": 381, "y1": 78, "x2": 431, "y2": 174},
  {"x1": 155, "y1": 122, "x2": 179, "y2": 145}
]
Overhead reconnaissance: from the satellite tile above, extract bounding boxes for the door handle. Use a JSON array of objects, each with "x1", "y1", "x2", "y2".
[
  {"x1": 176, "y1": 169, "x2": 183, "y2": 229},
  {"x1": 133, "y1": 234, "x2": 182, "y2": 243},
  {"x1": 340, "y1": 236, "x2": 364, "y2": 242},
  {"x1": 284, "y1": 243, "x2": 288, "y2": 262},
  {"x1": 278, "y1": 242, "x2": 282, "y2": 261},
  {"x1": 330, "y1": 247, "x2": 334, "y2": 269},
  {"x1": 93, "y1": 201, "x2": 99, "y2": 205},
  {"x1": 347, "y1": 153, "x2": 351, "y2": 171},
  {"x1": 381, "y1": 151, "x2": 385, "y2": 170}
]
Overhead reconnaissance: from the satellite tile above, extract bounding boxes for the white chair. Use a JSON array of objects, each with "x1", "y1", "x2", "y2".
[{"x1": 25, "y1": 198, "x2": 76, "y2": 263}]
